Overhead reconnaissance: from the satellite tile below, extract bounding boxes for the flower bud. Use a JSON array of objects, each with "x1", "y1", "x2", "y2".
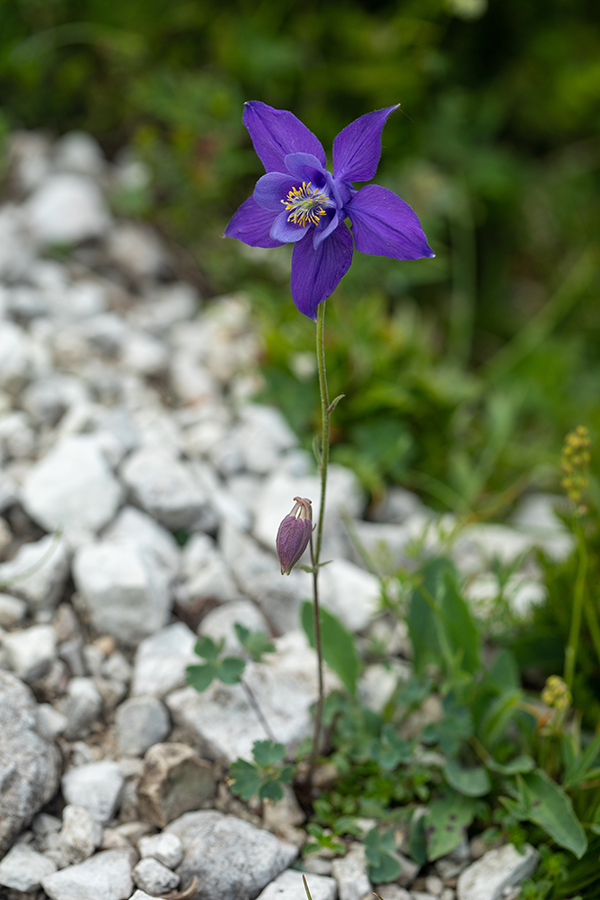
[{"x1": 276, "y1": 497, "x2": 313, "y2": 575}]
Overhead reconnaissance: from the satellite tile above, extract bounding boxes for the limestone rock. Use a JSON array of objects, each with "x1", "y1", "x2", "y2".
[
  {"x1": 138, "y1": 743, "x2": 216, "y2": 828},
  {"x1": 25, "y1": 172, "x2": 111, "y2": 244},
  {"x1": 332, "y1": 843, "x2": 371, "y2": 900},
  {"x1": 131, "y1": 622, "x2": 198, "y2": 698},
  {"x1": 59, "y1": 804, "x2": 103, "y2": 865},
  {"x1": 0, "y1": 841, "x2": 57, "y2": 891},
  {"x1": 61, "y1": 760, "x2": 124, "y2": 825},
  {"x1": 457, "y1": 843, "x2": 539, "y2": 900},
  {"x1": 166, "y1": 810, "x2": 298, "y2": 900},
  {"x1": 41, "y1": 848, "x2": 133, "y2": 900},
  {"x1": 133, "y1": 857, "x2": 180, "y2": 895},
  {"x1": 115, "y1": 695, "x2": 171, "y2": 757},
  {"x1": 139, "y1": 832, "x2": 184, "y2": 869},
  {"x1": 256, "y1": 869, "x2": 337, "y2": 900},
  {"x1": 0, "y1": 670, "x2": 61, "y2": 853},
  {"x1": 2, "y1": 623, "x2": 57, "y2": 682},
  {"x1": 0, "y1": 533, "x2": 70, "y2": 611}
]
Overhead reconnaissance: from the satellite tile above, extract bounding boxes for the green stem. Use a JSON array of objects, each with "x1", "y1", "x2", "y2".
[
  {"x1": 564, "y1": 520, "x2": 588, "y2": 691},
  {"x1": 307, "y1": 300, "x2": 330, "y2": 777}
]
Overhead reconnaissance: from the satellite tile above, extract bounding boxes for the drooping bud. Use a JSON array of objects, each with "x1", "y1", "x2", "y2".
[{"x1": 276, "y1": 497, "x2": 313, "y2": 575}]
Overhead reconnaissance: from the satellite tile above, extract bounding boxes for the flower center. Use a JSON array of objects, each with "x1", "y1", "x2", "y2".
[{"x1": 281, "y1": 182, "x2": 331, "y2": 227}]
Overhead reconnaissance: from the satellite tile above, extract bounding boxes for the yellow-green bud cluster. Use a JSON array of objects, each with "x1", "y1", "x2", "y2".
[
  {"x1": 561, "y1": 425, "x2": 591, "y2": 514},
  {"x1": 541, "y1": 674, "x2": 572, "y2": 712}
]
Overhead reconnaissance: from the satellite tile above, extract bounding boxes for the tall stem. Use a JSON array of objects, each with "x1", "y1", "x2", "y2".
[
  {"x1": 564, "y1": 520, "x2": 588, "y2": 691},
  {"x1": 307, "y1": 300, "x2": 330, "y2": 776}
]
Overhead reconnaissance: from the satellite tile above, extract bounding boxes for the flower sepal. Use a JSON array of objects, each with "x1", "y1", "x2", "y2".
[{"x1": 276, "y1": 497, "x2": 313, "y2": 575}]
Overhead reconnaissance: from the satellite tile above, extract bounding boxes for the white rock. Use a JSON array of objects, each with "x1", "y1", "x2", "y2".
[
  {"x1": 371, "y1": 886, "x2": 410, "y2": 900},
  {"x1": 25, "y1": 173, "x2": 111, "y2": 245},
  {"x1": 61, "y1": 676, "x2": 103, "y2": 739},
  {"x1": 61, "y1": 761, "x2": 125, "y2": 825},
  {"x1": 257, "y1": 869, "x2": 337, "y2": 900},
  {"x1": 0, "y1": 592, "x2": 27, "y2": 627},
  {"x1": 73, "y1": 541, "x2": 171, "y2": 645},
  {"x1": 59, "y1": 804, "x2": 103, "y2": 865},
  {"x1": 331, "y1": 843, "x2": 371, "y2": 900},
  {"x1": 231, "y1": 404, "x2": 297, "y2": 475},
  {"x1": 139, "y1": 832, "x2": 184, "y2": 869},
  {"x1": 54, "y1": 131, "x2": 105, "y2": 178},
  {"x1": 41, "y1": 848, "x2": 133, "y2": 900},
  {"x1": 103, "y1": 505, "x2": 180, "y2": 575},
  {"x1": 131, "y1": 622, "x2": 198, "y2": 698},
  {"x1": 0, "y1": 533, "x2": 70, "y2": 611},
  {"x1": 359, "y1": 661, "x2": 411, "y2": 713},
  {"x1": 115, "y1": 695, "x2": 171, "y2": 756},
  {"x1": 166, "y1": 810, "x2": 297, "y2": 900},
  {"x1": 318, "y1": 558, "x2": 381, "y2": 632},
  {"x1": 176, "y1": 534, "x2": 245, "y2": 620},
  {"x1": 167, "y1": 630, "x2": 335, "y2": 762},
  {"x1": 133, "y1": 857, "x2": 180, "y2": 895},
  {"x1": 129, "y1": 282, "x2": 198, "y2": 336},
  {"x1": 0, "y1": 841, "x2": 57, "y2": 891},
  {"x1": 0, "y1": 320, "x2": 32, "y2": 390},
  {"x1": 457, "y1": 843, "x2": 539, "y2": 900},
  {"x1": 21, "y1": 435, "x2": 123, "y2": 541},
  {"x1": 120, "y1": 445, "x2": 215, "y2": 531},
  {"x1": 37, "y1": 702, "x2": 69, "y2": 737},
  {"x1": 0, "y1": 204, "x2": 36, "y2": 279},
  {"x1": 122, "y1": 331, "x2": 169, "y2": 376},
  {"x1": 199, "y1": 600, "x2": 270, "y2": 654},
  {"x1": 107, "y1": 222, "x2": 169, "y2": 281},
  {"x1": 2, "y1": 623, "x2": 57, "y2": 681}
]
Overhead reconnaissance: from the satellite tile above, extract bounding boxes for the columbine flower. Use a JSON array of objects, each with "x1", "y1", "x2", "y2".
[
  {"x1": 224, "y1": 101, "x2": 434, "y2": 320},
  {"x1": 276, "y1": 497, "x2": 313, "y2": 575}
]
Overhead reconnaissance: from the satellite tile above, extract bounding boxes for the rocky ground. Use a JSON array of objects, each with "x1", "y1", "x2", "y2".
[{"x1": 0, "y1": 131, "x2": 572, "y2": 900}]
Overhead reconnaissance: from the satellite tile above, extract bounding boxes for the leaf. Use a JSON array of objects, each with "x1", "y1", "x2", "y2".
[
  {"x1": 186, "y1": 663, "x2": 216, "y2": 692},
  {"x1": 234, "y1": 622, "x2": 275, "y2": 661},
  {"x1": 218, "y1": 656, "x2": 245, "y2": 684},
  {"x1": 301, "y1": 601, "x2": 360, "y2": 696},
  {"x1": 478, "y1": 689, "x2": 523, "y2": 747},
  {"x1": 486, "y1": 755, "x2": 536, "y2": 775},
  {"x1": 253, "y1": 740, "x2": 286, "y2": 767},
  {"x1": 363, "y1": 829, "x2": 401, "y2": 883},
  {"x1": 443, "y1": 759, "x2": 491, "y2": 797},
  {"x1": 374, "y1": 724, "x2": 411, "y2": 771},
  {"x1": 258, "y1": 779, "x2": 285, "y2": 802},
  {"x1": 520, "y1": 770, "x2": 587, "y2": 859},
  {"x1": 408, "y1": 811, "x2": 428, "y2": 867},
  {"x1": 194, "y1": 635, "x2": 222, "y2": 662},
  {"x1": 563, "y1": 729, "x2": 600, "y2": 789},
  {"x1": 229, "y1": 758, "x2": 261, "y2": 800},
  {"x1": 424, "y1": 789, "x2": 477, "y2": 861}
]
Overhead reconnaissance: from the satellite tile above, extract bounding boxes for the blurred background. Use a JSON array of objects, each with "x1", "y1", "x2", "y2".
[{"x1": 1, "y1": 0, "x2": 599, "y2": 514}]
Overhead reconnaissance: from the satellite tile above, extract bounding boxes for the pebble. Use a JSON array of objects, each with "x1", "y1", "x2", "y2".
[
  {"x1": 62, "y1": 760, "x2": 125, "y2": 825},
  {"x1": 257, "y1": 869, "x2": 337, "y2": 900},
  {"x1": 59, "y1": 804, "x2": 103, "y2": 865},
  {"x1": 457, "y1": 844, "x2": 539, "y2": 900},
  {"x1": 139, "y1": 832, "x2": 184, "y2": 868},
  {"x1": 166, "y1": 810, "x2": 298, "y2": 900},
  {"x1": 331, "y1": 843, "x2": 371, "y2": 900},
  {"x1": 133, "y1": 856, "x2": 180, "y2": 895},
  {"x1": 0, "y1": 841, "x2": 57, "y2": 891},
  {"x1": 115, "y1": 695, "x2": 171, "y2": 756},
  {"x1": 2, "y1": 623, "x2": 57, "y2": 681},
  {"x1": 0, "y1": 592, "x2": 25, "y2": 627},
  {"x1": 25, "y1": 172, "x2": 111, "y2": 245},
  {"x1": 41, "y1": 848, "x2": 133, "y2": 900},
  {"x1": 137, "y1": 742, "x2": 216, "y2": 827},
  {"x1": 0, "y1": 671, "x2": 61, "y2": 853},
  {"x1": 61, "y1": 675, "x2": 103, "y2": 739}
]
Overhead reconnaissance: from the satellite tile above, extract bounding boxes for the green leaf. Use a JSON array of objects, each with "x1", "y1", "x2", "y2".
[
  {"x1": 563, "y1": 729, "x2": 600, "y2": 789},
  {"x1": 520, "y1": 770, "x2": 587, "y2": 858},
  {"x1": 229, "y1": 758, "x2": 261, "y2": 800},
  {"x1": 443, "y1": 759, "x2": 491, "y2": 797},
  {"x1": 194, "y1": 635, "x2": 222, "y2": 662},
  {"x1": 408, "y1": 811, "x2": 428, "y2": 867},
  {"x1": 186, "y1": 663, "x2": 216, "y2": 692},
  {"x1": 425, "y1": 789, "x2": 477, "y2": 860},
  {"x1": 253, "y1": 740, "x2": 286, "y2": 767},
  {"x1": 234, "y1": 622, "x2": 275, "y2": 661},
  {"x1": 218, "y1": 656, "x2": 245, "y2": 684},
  {"x1": 363, "y1": 829, "x2": 401, "y2": 883},
  {"x1": 486, "y1": 755, "x2": 536, "y2": 775},
  {"x1": 374, "y1": 724, "x2": 411, "y2": 771},
  {"x1": 258, "y1": 779, "x2": 285, "y2": 802},
  {"x1": 301, "y1": 601, "x2": 360, "y2": 696},
  {"x1": 478, "y1": 689, "x2": 523, "y2": 747}
]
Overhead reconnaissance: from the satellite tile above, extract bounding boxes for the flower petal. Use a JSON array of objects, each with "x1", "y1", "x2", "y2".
[
  {"x1": 291, "y1": 222, "x2": 354, "y2": 319},
  {"x1": 332, "y1": 105, "x2": 399, "y2": 182},
  {"x1": 347, "y1": 185, "x2": 434, "y2": 260},
  {"x1": 313, "y1": 210, "x2": 341, "y2": 248},
  {"x1": 270, "y1": 211, "x2": 309, "y2": 243},
  {"x1": 254, "y1": 172, "x2": 299, "y2": 210},
  {"x1": 284, "y1": 152, "x2": 327, "y2": 187},
  {"x1": 243, "y1": 101, "x2": 327, "y2": 174},
  {"x1": 223, "y1": 196, "x2": 283, "y2": 248}
]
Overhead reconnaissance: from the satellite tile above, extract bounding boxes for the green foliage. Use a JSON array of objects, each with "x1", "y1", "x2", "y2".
[
  {"x1": 423, "y1": 789, "x2": 478, "y2": 860},
  {"x1": 234, "y1": 623, "x2": 276, "y2": 662},
  {"x1": 186, "y1": 636, "x2": 245, "y2": 691},
  {"x1": 301, "y1": 601, "x2": 361, "y2": 696},
  {"x1": 229, "y1": 740, "x2": 293, "y2": 803},
  {"x1": 363, "y1": 828, "x2": 402, "y2": 883}
]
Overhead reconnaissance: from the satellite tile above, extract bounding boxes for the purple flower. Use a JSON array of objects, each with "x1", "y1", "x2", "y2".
[
  {"x1": 224, "y1": 101, "x2": 434, "y2": 320},
  {"x1": 276, "y1": 496, "x2": 313, "y2": 575}
]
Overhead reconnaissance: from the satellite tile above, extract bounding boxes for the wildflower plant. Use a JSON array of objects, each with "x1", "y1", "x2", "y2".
[{"x1": 225, "y1": 101, "x2": 433, "y2": 777}]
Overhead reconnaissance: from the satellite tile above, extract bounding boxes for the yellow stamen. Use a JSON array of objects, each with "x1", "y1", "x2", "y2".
[{"x1": 282, "y1": 181, "x2": 330, "y2": 227}]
